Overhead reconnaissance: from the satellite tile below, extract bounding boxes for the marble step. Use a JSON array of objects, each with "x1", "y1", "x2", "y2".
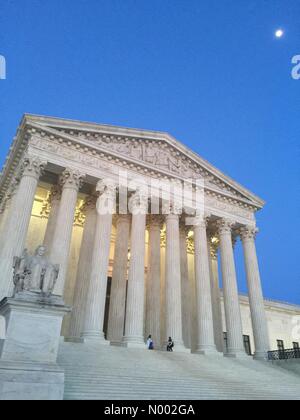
[
  {"x1": 65, "y1": 374, "x2": 296, "y2": 385},
  {"x1": 63, "y1": 369, "x2": 300, "y2": 386},
  {"x1": 65, "y1": 384, "x2": 300, "y2": 397},
  {"x1": 58, "y1": 342, "x2": 300, "y2": 400}
]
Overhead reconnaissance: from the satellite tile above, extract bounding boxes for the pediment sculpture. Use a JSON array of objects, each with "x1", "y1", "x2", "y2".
[{"x1": 13, "y1": 245, "x2": 59, "y2": 298}]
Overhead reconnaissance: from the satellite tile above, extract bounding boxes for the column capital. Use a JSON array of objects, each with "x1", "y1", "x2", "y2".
[
  {"x1": 207, "y1": 235, "x2": 219, "y2": 260},
  {"x1": 165, "y1": 212, "x2": 180, "y2": 222},
  {"x1": 194, "y1": 215, "x2": 210, "y2": 229},
  {"x1": 162, "y1": 199, "x2": 182, "y2": 217},
  {"x1": 82, "y1": 195, "x2": 98, "y2": 213},
  {"x1": 1, "y1": 176, "x2": 21, "y2": 211},
  {"x1": 60, "y1": 168, "x2": 85, "y2": 191},
  {"x1": 41, "y1": 185, "x2": 62, "y2": 218},
  {"x1": 49, "y1": 184, "x2": 62, "y2": 202},
  {"x1": 129, "y1": 189, "x2": 148, "y2": 215},
  {"x1": 239, "y1": 226, "x2": 258, "y2": 242},
  {"x1": 96, "y1": 179, "x2": 117, "y2": 215},
  {"x1": 8, "y1": 175, "x2": 21, "y2": 196},
  {"x1": 20, "y1": 155, "x2": 47, "y2": 180},
  {"x1": 216, "y1": 218, "x2": 234, "y2": 235},
  {"x1": 96, "y1": 178, "x2": 116, "y2": 198},
  {"x1": 185, "y1": 211, "x2": 211, "y2": 229}
]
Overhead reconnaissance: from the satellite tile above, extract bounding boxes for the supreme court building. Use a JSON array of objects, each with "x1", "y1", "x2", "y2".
[{"x1": 0, "y1": 114, "x2": 299, "y2": 364}]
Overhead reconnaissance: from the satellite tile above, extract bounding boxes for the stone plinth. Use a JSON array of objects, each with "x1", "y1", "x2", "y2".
[{"x1": 0, "y1": 293, "x2": 70, "y2": 400}]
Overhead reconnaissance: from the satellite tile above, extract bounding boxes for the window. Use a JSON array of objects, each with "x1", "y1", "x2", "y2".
[
  {"x1": 223, "y1": 333, "x2": 252, "y2": 356},
  {"x1": 243, "y1": 335, "x2": 252, "y2": 356},
  {"x1": 223, "y1": 332, "x2": 228, "y2": 353},
  {"x1": 277, "y1": 340, "x2": 285, "y2": 352},
  {"x1": 293, "y1": 342, "x2": 299, "y2": 350},
  {"x1": 103, "y1": 277, "x2": 112, "y2": 339}
]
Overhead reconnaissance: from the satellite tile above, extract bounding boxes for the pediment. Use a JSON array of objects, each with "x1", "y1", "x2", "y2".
[{"x1": 24, "y1": 115, "x2": 265, "y2": 209}]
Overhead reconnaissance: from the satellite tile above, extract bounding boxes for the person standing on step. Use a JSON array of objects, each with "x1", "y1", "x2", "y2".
[
  {"x1": 167, "y1": 337, "x2": 174, "y2": 352},
  {"x1": 147, "y1": 335, "x2": 154, "y2": 350}
]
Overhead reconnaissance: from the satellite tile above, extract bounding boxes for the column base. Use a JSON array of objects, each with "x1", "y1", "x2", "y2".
[
  {"x1": 253, "y1": 351, "x2": 269, "y2": 361},
  {"x1": 0, "y1": 360, "x2": 64, "y2": 401},
  {"x1": 224, "y1": 349, "x2": 249, "y2": 359},
  {"x1": 80, "y1": 331, "x2": 110, "y2": 345},
  {"x1": 122, "y1": 336, "x2": 146, "y2": 349},
  {"x1": 110, "y1": 341, "x2": 126, "y2": 347},
  {"x1": 194, "y1": 345, "x2": 220, "y2": 356},
  {"x1": 64, "y1": 336, "x2": 85, "y2": 344}
]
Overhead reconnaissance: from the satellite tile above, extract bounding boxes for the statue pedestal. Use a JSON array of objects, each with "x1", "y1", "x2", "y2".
[{"x1": 0, "y1": 293, "x2": 70, "y2": 400}]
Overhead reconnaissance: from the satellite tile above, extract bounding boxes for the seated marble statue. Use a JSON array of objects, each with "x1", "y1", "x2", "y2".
[{"x1": 13, "y1": 245, "x2": 59, "y2": 297}]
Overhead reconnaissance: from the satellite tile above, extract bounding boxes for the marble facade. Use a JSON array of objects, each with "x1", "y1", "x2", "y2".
[{"x1": 0, "y1": 115, "x2": 298, "y2": 365}]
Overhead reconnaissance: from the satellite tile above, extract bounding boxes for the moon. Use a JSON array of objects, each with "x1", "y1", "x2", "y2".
[{"x1": 275, "y1": 29, "x2": 284, "y2": 38}]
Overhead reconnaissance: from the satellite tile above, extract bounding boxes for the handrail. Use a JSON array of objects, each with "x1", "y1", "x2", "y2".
[{"x1": 268, "y1": 348, "x2": 300, "y2": 361}]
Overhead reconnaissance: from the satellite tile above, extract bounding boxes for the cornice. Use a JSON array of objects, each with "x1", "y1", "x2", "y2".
[
  {"x1": 0, "y1": 115, "x2": 29, "y2": 202},
  {"x1": 220, "y1": 292, "x2": 300, "y2": 316}
]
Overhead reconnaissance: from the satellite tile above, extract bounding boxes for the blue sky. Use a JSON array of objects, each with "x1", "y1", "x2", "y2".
[{"x1": 0, "y1": 0, "x2": 299, "y2": 304}]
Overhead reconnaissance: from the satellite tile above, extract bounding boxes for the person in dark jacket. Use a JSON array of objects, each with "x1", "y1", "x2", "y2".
[{"x1": 167, "y1": 337, "x2": 174, "y2": 352}]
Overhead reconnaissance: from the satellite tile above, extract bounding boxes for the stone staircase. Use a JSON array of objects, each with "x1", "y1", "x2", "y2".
[{"x1": 58, "y1": 341, "x2": 300, "y2": 400}]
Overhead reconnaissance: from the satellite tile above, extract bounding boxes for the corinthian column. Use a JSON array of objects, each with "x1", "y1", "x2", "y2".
[
  {"x1": 207, "y1": 237, "x2": 224, "y2": 353},
  {"x1": 164, "y1": 207, "x2": 185, "y2": 351},
  {"x1": 217, "y1": 219, "x2": 245, "y2": 357},
  {"x1": 68, "y1": 195, "x2": 97, "y2": 339},
  {"x1": 0, "y1": 156, "x2": 46, "y2": 299},
  {"x1": 107, "y1": 214, "x2": 131, "y2": 345},
  {"x1": 180, "y1": 224, "x2": 191, "y2": 349},
  {"x1": 50, "y1": 169, "x2": 85, "y2": 297},
  {"x1": 193, "y1": 216, "x2": 217, "y2": 354},
  {"x1": 43, "y1": 185, "x2": 62, "y2": 251},
  {"x1": 81, "y1": 180, "x2": 116, "y2": 343},
  {"x1": 145, "y1": 216, "x2": 162, "y2": 348},
  {"x1": 240, "y1": 226, "x2": 270, "y2": 359},
  {"x1": 123, "y1": 190, "x2": 148, "y2": 347}
]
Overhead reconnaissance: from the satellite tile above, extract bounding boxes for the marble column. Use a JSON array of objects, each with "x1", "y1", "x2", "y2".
[
  {"x1": 0, "y1": 156, "x2": 46, "y2": 300},
  {"x1": 145, "y1": 216, "x2": 162, "y2": 348},
  {"x1": 180, "y1": 224, "x2": 191, "y2": 349},
  {"x1": 123, "y1": 191, "x2": 148, "y2": 347},
  {"x1": 164, "y1": 210, "x2": 185, "y2": 351},
  {"x1": 50, "y1": 169, "x2": 84, "y2": 297},
  {"x1": 207, "y1": 237, "x2": 224, "y2": 353},
  {"x1": 43, "y1": 185, "x2": 62, "y2": 251},
  {"x1": 0, "y1": 176, "x2": 20, "y2": 241},
  {"x1": 68, "y1": 195, "x2": 97, "y2": 339},
  {"x1": 240, "y1": 226, "x2": 270, "y2": 359},
  {"x1": 193, "y1": 217, "x2": 217, "y2": 354},
  {"x1": 107, "y1": 214, "x2": 131, "y2": 345},
  {"x1": 81, "y1": 180, "x2": 115, "y2": 342},
  {"x1": 217, "y1": 219, "x2": 246, "y2": 357}
]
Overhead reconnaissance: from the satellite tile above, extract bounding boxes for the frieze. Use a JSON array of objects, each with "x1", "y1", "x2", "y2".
[
  {"x1": 205, "y1": 195, "x2": 254, "y2": 220},
  {"x1": 29, "y1": 133, "x2": 256, "y2": 217},
  {"x1": 40, "y1": 127, "x2": 250, "y2": 201}
]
